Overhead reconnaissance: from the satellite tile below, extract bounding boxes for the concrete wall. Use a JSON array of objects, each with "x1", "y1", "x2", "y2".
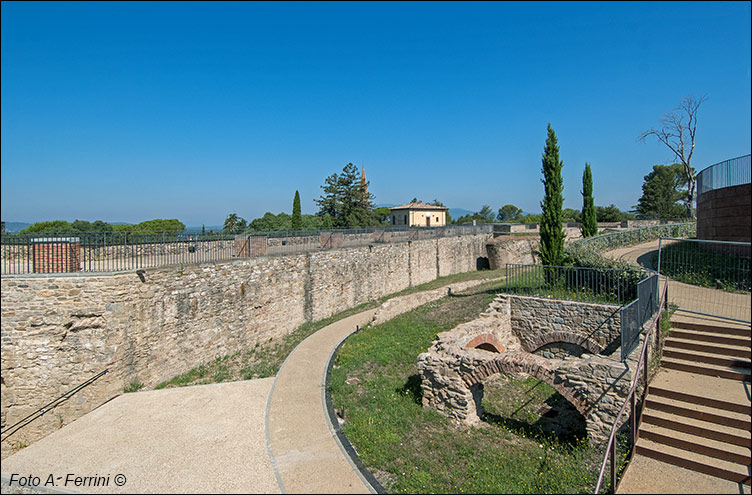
[
  {"x1": 696, "y1": 183, "x2": 751, "y2": 242},
  {"x1": 0, "y1": 233, "x2": 490, "y2": 455}
]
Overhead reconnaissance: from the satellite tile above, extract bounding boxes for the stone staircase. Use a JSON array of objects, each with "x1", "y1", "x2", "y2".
[{"x1": 634, "y1": 320, "x2": 751, "y2": 486}]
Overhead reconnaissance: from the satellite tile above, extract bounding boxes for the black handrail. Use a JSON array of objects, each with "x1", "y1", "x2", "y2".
[{"x1": 1, "y1": 368, "x2": 109, "y2": 441}]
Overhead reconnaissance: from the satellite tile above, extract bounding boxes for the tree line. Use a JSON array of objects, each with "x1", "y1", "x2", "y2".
[{"x1": 17, "y1": 218, "x2": 186, "y2": 235}]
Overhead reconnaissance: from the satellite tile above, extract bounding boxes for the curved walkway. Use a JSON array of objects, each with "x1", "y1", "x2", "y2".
[{"x1": 604, "y1": 239, "x2": 751, "y2": 325}]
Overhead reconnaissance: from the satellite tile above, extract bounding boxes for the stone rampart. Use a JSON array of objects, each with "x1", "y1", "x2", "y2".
[{"x1": 0, "y1": 233, "x2": 490, "y2": 455}]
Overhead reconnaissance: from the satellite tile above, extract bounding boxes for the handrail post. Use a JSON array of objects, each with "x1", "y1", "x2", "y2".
[{"x1": 610, "y1": 438, "x2": 616, "y2": 493}]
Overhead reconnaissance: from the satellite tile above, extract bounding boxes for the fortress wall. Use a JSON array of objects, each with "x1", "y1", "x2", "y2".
[{"x1": 0, "y1": 233, "x2": 490, "y2": 455}]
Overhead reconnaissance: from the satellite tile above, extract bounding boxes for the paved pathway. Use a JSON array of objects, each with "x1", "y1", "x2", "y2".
[{"x1": 1, "y1": 379, "x2": 280, "y2": 494}]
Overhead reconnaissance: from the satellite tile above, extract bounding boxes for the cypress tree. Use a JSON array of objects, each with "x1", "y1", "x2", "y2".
[
  {"x1": 539, "y1": 124, "x2": 566, "y2": 266},
  {"x1": 581, "y1": 163, "x2": 598, "y2": 238},
  {"x1": 292, "y1": 190, "x2": 302, "y2": 230}
]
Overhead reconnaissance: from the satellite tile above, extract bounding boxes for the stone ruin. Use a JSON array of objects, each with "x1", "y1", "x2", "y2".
[{"x1": 417, "y1": 294, "x2": 653, "y2": 444}]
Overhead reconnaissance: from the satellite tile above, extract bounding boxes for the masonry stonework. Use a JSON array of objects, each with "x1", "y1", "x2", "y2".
[
  {"x1": 417, "y1": 294, "x2": 654, "y2": 444},
  {"x1": 0, "y1": 234, "x2": 490, "y2": 456}
]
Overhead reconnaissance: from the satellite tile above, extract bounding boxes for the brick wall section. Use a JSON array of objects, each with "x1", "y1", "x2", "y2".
[
  {"x1": 697, "y1": 183, "x2": 751, "y2": 242},
  {"x1": 0, "y1": 233, "x2": 491, "y2": 455}
]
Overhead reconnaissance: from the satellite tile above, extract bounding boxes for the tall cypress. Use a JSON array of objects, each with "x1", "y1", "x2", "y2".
[
  {"x1": 581, "y1": 163, "x2": 598, "y2": 238},
  {"x1": 539, "y1": 124, "x2": 566, "y2": 266},
  {"x1": 292, "y1": 190, "x2": 302, "y2": 230}
]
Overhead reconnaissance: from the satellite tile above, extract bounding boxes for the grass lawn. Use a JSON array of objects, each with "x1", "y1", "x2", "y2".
[{"x1": 329, "y1": 283, "x2": 623, "y2": 493}]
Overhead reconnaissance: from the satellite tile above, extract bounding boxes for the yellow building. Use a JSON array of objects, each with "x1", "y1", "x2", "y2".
[{"x1": 389, "y1": 201, "x2": 449, "y2": 227}]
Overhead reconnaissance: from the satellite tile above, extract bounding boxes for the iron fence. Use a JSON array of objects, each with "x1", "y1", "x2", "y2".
[
  {"x1": 1, "y1": 224, "x2": 494, "y2": 275},
  {"x1": 696, "y1": 154, "x2": 751, "y2": 196},
  {"x1": 657, "y1": 237, "x2": 751, "y2": 323},
  {"x1": 574, "y1": 222, "x2": 696, "y2": 252},
  {"x1": 504, "y1": 264, "x2": 649, "y2": 306}
]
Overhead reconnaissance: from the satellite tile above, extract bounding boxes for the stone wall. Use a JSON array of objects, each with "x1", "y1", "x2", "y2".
[
  {"x1": 696, "y1": 183, "x2": 751, "y2": 242},
  {"x1": 417, "y1": 294, "x2": 652, "y2": 444},
  {"x1": 0, "y1": 233, "x2": 490, "y2": 455}
]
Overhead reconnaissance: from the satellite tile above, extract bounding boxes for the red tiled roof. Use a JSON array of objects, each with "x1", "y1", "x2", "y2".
[{"x1": 389, "y1": 202, "x2": 449, "y2": 210}]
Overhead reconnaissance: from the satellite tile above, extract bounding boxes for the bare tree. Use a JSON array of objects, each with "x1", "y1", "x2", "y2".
[{"x1": 639, "y1": 95, "x2": 706, "y2": 218}]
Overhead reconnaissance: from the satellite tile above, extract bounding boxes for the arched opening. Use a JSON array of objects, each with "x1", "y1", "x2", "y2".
[
  {"x1": 463, "y1": 353, "x2": 591, "y2": 443},
  {"x1": 465, "y1": 333, "x2": 506, "y2": 353},
  {"x1": 475, "y1": 342, "x2": 501, "y2": 353}
]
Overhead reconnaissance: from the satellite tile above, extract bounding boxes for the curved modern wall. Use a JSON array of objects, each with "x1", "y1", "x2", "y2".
[{"x1": 696, "y1": 183, "x2": 751, "y2": 242}]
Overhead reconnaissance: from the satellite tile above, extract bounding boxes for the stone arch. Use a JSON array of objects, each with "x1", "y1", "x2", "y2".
[
  {"x1": 461, "y1": 352, "x2": 591, "y2": 417},
  {"x1": 464, "y1": 333, "x2": 505, "y2": 353},
  {"x1": 525, "y1": 331, "x2": 603, "y2": 356}
]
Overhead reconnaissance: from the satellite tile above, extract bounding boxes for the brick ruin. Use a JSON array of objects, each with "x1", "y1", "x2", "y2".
[{"x1": 417, "y1": 294, "x2": 655, "y2": 444}]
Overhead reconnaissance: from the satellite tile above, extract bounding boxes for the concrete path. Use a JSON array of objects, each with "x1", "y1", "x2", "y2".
[
  {"x1": 266, "y1": 310, "x2": 378, "y2": 494},
  {"x1": 604, "y1": 239, "x2": 751, "y2": 322},
  {"x1": 0, "y1": 379, "x2": 280, "y2": 494}
]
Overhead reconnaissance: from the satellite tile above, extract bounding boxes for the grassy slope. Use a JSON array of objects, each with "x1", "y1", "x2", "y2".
[{"x1": 329, "y1": 283, "x2": 616, "y2": 494}]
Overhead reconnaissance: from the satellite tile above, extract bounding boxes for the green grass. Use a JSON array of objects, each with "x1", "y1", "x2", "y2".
[
  {"x1": 123, "y1": 381, "x2": 144, "y2": 393},
  {"x1": 329, "y1": 285, "x2": 619, "y2": 493},
  {"x1": 153, "y1": 269, "x2": 503, "y2": 390}
]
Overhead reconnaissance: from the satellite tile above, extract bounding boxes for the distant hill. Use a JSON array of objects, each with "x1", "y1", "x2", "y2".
[
  {"x1": 449, "y1": 208, "x2": 473, "y2": 219},
  {"x1": 2, "y1": 222, "x2": 31, "y2": 233}
]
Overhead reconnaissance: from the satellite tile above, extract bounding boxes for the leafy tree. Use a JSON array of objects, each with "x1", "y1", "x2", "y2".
[
  {"x1": 596, "y1": 204, "x2": 636, "y2": 222},
  {"x1": 581, "y1": 163, "x2": 598, "y2": 238},
  {"x1": 562, "y1": 208, "x2": 582, "y2": 223},
  {"x1": 21, "y1": 220, "x2": 74, "y2": 234},
  {"x1": 315, "y1": 163, "x2": 375, "y2": 228},
  {"x1": 497, "y1": 204, "x2": 523, "y2": 222},
  {"x1": 477, "y1": 205, "x2": 495, "y2": 223},
  {"x1": 223, "y1": 213, "x2": 247, "y2": 234},
  {"x1": 371, "y1": 207, "x2": 392, "y2": 225},
  {"x1": 639, "y1": 95, "x2": 705, "y2": 217},
  {"x1": 635, "y1": 164, "x2": 688, "y2": 219},
  {"x1": 291, "y1": 190, "x2": 302, "y2": 230},
  {"x1": 539, "y1": 124, "x2": 566, "y2": 266}
]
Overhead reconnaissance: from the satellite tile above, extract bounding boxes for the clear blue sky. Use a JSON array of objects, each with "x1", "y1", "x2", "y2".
[{"x1": 2, "y1": 1, "x2": 750, "y2": 226}]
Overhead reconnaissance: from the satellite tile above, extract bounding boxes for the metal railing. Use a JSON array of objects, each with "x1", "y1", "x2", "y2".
[
  {"x1": 1, "y1": 369, "x2": 109, "y2": 442},
  {"x1": 574, "y1": 222, "x2": 696, "y2": 252},
  {"x1": 1, "y1": 224, "x2": 494, "y2": 275},
  {"x1": 504, "y1": 264, "x2": 649, "y2": 306},
  {"x1": 594, "y1": 282, "x2": 668, "y2": 494},
  {"x1": 696, "y1": 154, "x2": 751, "y2": 196},
  {"x1": 657, "y1": 237, "x2": 751, "y2": 323},
  {"x1": 620, "y1": 274, "x2": 659, "y2": 361}
]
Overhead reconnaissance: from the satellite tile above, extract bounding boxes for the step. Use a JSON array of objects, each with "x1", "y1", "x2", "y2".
[
  {"x1": 663, "y1": 338, "x2": 751, "y2": 358},
  {"x1": 635, "y1": 442, "x2": 751, "y2": 486},
  {"x1": 668, "y1": 330, "x2": 750, "y2": 347},
  {"x1": 643, "y1": 398, "x2": 751, "y2": 430},
  {"x1": 638, "y1": 429, "x2": 751, "y2": 465},
  {"x1": 648, "y1": 386, "x2": 752, "y2": 415},
  {"x1": 661, "y1": 359, "x2": 752, "y2": 381},
  {"x1": 639, "y1": 419, "x2": 750, "y2": 460},
  {"x1": 671, "y1": 321, "x2": 752, "y2": 337},
  {"x1": 641, "y1": 413, "x2": 751, "y2": 448},
  {"x1": 662, "y1": 349, "x2": 751, "y2": 369},
  {"x1": 650, "y1": 368, "x2": 752, "y2": 407}
]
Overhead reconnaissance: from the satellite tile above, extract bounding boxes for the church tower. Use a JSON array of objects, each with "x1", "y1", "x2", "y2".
[{"x1": 361, "y1": 165, "x2": 368, "y2": 196}]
